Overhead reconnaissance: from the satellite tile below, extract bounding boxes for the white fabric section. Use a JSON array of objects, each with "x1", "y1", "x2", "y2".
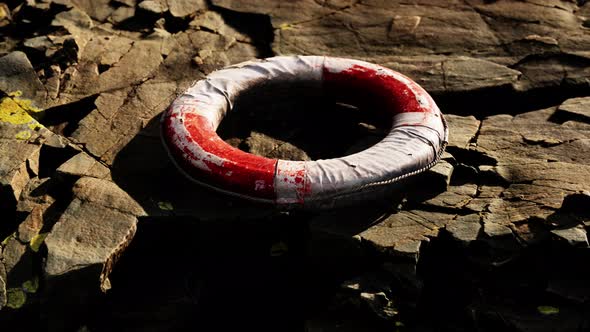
[
  {"x1": 305, "y1": 127, "x2": 442, "y2": 202},
  {"x1": 275, "y1": 160, "x2": 307, "y2": 204},
  {"x1": 176, "y1": 56, "x2": 325, "y2": 128}
]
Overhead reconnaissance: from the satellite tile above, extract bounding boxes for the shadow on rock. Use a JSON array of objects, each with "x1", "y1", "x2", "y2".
[{"x1": 101, "y1": 86, "x2": 429, "y2": 331}]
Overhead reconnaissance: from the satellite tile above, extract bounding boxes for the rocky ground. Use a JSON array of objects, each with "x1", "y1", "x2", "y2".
[{"x1": 1, "y1": 0, "x2": 590, "y2": 331}]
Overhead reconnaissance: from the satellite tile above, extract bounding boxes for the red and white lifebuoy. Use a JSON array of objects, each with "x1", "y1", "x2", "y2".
[{"x1": 162, "y1": 56, "x2": 448, "y2": 208}]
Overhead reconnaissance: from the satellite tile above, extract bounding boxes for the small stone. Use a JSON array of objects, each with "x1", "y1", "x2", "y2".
[
  {"x1": 16, "y1": 177, "x2": 55, "y2": 214},
  {"x1": 44, "y1": 177, "x2": 145, "y2": 291},
  {"x1": 483, "y1": 222, "x2": 513, "y2": 238},
  {"x1": 149, "y1": 27, "x2": 172, "y2": 39},
  {"x1": 151, "y1": 17, "x2": 164, "y2": 30},
  {"x1": 445, "y1": 115, "x2": 481, "y2": 149},
  {"x1": 360, "y1": 292, "x2": 399, "y2": 320},
  {"x1": 0, "y1": 147, "x2": 37, "y2": 205},
  {"x1": 0, "y1": 52, "x2": 46, "y2": 104},
  {"x1": 429, "y1": 160, "x2": 454, "y2": 186},
  {"x1": 422, "y1": 184, "x2": 477, "y2": 210},
  {"x1": 138, "y1": 0, "x2": 166, "y2": 14},
  {"x1": 389, "y1": 15, "x2": 421, "y2": 35},
  {"x1": 0, "y1": 3, "x2": 10, "y2": 27},
  {"x1": 446, "y1": 219, "x2": 481, "y2": 245},
  {"x1": 556, "y1": 97, "x2": 590, "y2": 120},
  {"x1": 551, "y1": 227, "x2": 589, "y2": 247},
  {"x1": 341, "y1": 279, "x2": 361, "y2": 291},
  {"x1": 245, "y1": 131, "x2": 311, "y2": 161},
  {"x1": 192, "y1": 49, "x2": 212, "y2": 65},
  {"x1": 360, "y1": 210, "x2": 453, "y2": 257},
  {"x1": 392, "y1": 240, "x2": 422, "y2": 262},
  {"x1": 52, "y1": 7, "x2": 94, "y2": 31},
  {"x1": 1, "y1": 236, "x2": 35, "y2": 290},
  {"x1": 61, "y1": 0, "x2": 114, "y2": 22},
  {"x1": 23, "y1": 36, "x2": 53, "y2": 52},
  {"x1": 56, "y1": 152, "x2": 111, "y2": 179},
  {"x1": 18, "y1": 206, "x2": 46, "y2": 243},
  {"x1": 411, "y1": 159, "x2": 454, "y2": 198},
  {"x1": 157, "y1": 201, "x2": 173, "y2": 211},
  {"x1": 442, "y1": 57, "x2": 521, "y2": 92},
  {"x1": 168, "y1": 0, "x2": 206, "y2": 17}
]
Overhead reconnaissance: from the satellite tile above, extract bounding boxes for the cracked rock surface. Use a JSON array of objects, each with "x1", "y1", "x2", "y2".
[{"x1": 1, "y1": 0, "x2": 590, "y2": 331}]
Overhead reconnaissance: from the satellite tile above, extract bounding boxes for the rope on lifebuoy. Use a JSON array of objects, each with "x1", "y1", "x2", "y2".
[{"x1": 161, "y1": 56, "x2": 448, "y2": 208}]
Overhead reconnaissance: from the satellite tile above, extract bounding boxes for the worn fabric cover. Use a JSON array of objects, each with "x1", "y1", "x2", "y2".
[{"x1": 162, "y1": 56, "x2": 448, "y2": 209}]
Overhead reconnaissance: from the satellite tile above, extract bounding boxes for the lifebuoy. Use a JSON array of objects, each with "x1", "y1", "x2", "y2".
[{"x1": 161, "y1": 56, "x2": 448, "y2": 209}]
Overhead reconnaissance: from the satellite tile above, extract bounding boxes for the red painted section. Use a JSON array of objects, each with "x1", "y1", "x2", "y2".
[
  {"x1": 323, "y1": 64, "x2": 429, "y2": 117},
  {"x1": 163, "y1": 109, "x2": 277, "y2": 199}
]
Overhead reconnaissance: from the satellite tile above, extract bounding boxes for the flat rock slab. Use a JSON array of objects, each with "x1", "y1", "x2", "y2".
[
  {"x1": 0, "y1": 52, "x2": 46, "y2": 105},
  {"x1": 44, "y1": 177, "x2": 145, "y2": 291},
  {"x1": 213, "y1": 0, "x2": 590, "y2": 94},
  {"x1": 0, "y1": 0, "x2": 590, "y2": 331}
]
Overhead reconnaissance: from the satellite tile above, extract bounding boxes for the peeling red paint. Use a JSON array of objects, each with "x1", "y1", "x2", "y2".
[
  {"x1": 323, "y1": 64, "x2": 428, "y2": 116},
  {"x1": 275, "y1": 164, "x2": 311, "y2": 203},
  {"x1": 163, "y1": 110, "x2": 277, "y2": 199}
]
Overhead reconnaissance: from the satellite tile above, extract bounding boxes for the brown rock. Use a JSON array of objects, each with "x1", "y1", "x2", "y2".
[
  {"x1": 211, "y1": 1, "x2": 590, "y2": 94},
  {"x1": 0, "y1": 140, "x2": 41, "y2": 205},
  {"x1": 360, "y1": 210, "x2": 455, "y2": 258},
  {"x1": 168, "y1": 0, "x2": 206, "y2": 17},
  {"x1": 0, "y1": 52, "x2": 46, "y2": 105},
  {"x1": 2, "y1": 1, "x2": 590, "y2": 328},
  {"x1": 441, "y1": 57, "x2": 520, "y2": 92},
  {"x1": 1, "y1": 235, "x2": 35, "y2": 290},
  {"x1": 46, "y1": 33, "x2": 167, "y2": 107},
  {"x1": 446, "y1": 218, "x2": 481, "y2": 246},
  {"x1": 189, "y1": 11, "x2": 252, "y2": 43},
  {"x1": 245, "y1": 131, "x2": 311, "y2": 161},
  {"x1": 551, "y1": 227, "x2": 589, "y2": 248},
  {"x1": 0, "y1": 3, "x2": 10, "y2": 28},
  {"x1": 478, "y1": 108, "x2": 590, "y2": 164},
  {"x1": 138, "y1": 0, "x2": 167, "y2": 14},
  {"x1": 360, "y1": 291, "x2": 399, "y2": 320},
  {"x1": 423, "y1": 159, "x2": 453, "y2": 188},
  {"x1": 44, "y1": 177, "x2": 145, "y2": 291},
  {"x1": 17, "y1": 206, "x2": 46, "y2": 244},
  {"x1": 556, "y1": 97, "x2": 590, "y2": 122},
  {"x1": 422, "y1": 184, "x2": 478, "y2": 211},
  {"x1": 1, "y1": 236, "x2": 26, "y2": 279},
  {"x1": 64, "y1": 0, "x2": 115, "y2": 22},
  {"x1": 56, "y1": 152, "x2": 111, "y2": 179},
  {"x1": 16, "y1": 177, "x2": 55, "y2": 214},
  {"x1": 70, "y1": 81, "x2": 176, "y2": 164},
  {"x1": 445, "y1": 114, "x2": 480, "y2": 150},
  {"x1": 483, "y1": 222, "x2": 513, "y2": 238}
]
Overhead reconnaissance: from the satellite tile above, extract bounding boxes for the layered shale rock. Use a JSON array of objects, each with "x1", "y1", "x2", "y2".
[{"x1": 1, "y1": 0, "x2": 590, "y2": 331}]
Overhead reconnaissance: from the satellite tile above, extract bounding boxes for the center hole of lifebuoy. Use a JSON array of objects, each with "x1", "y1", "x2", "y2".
[{"x1": 217, "y1": 80, "x2": 388, "y2": 161}]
